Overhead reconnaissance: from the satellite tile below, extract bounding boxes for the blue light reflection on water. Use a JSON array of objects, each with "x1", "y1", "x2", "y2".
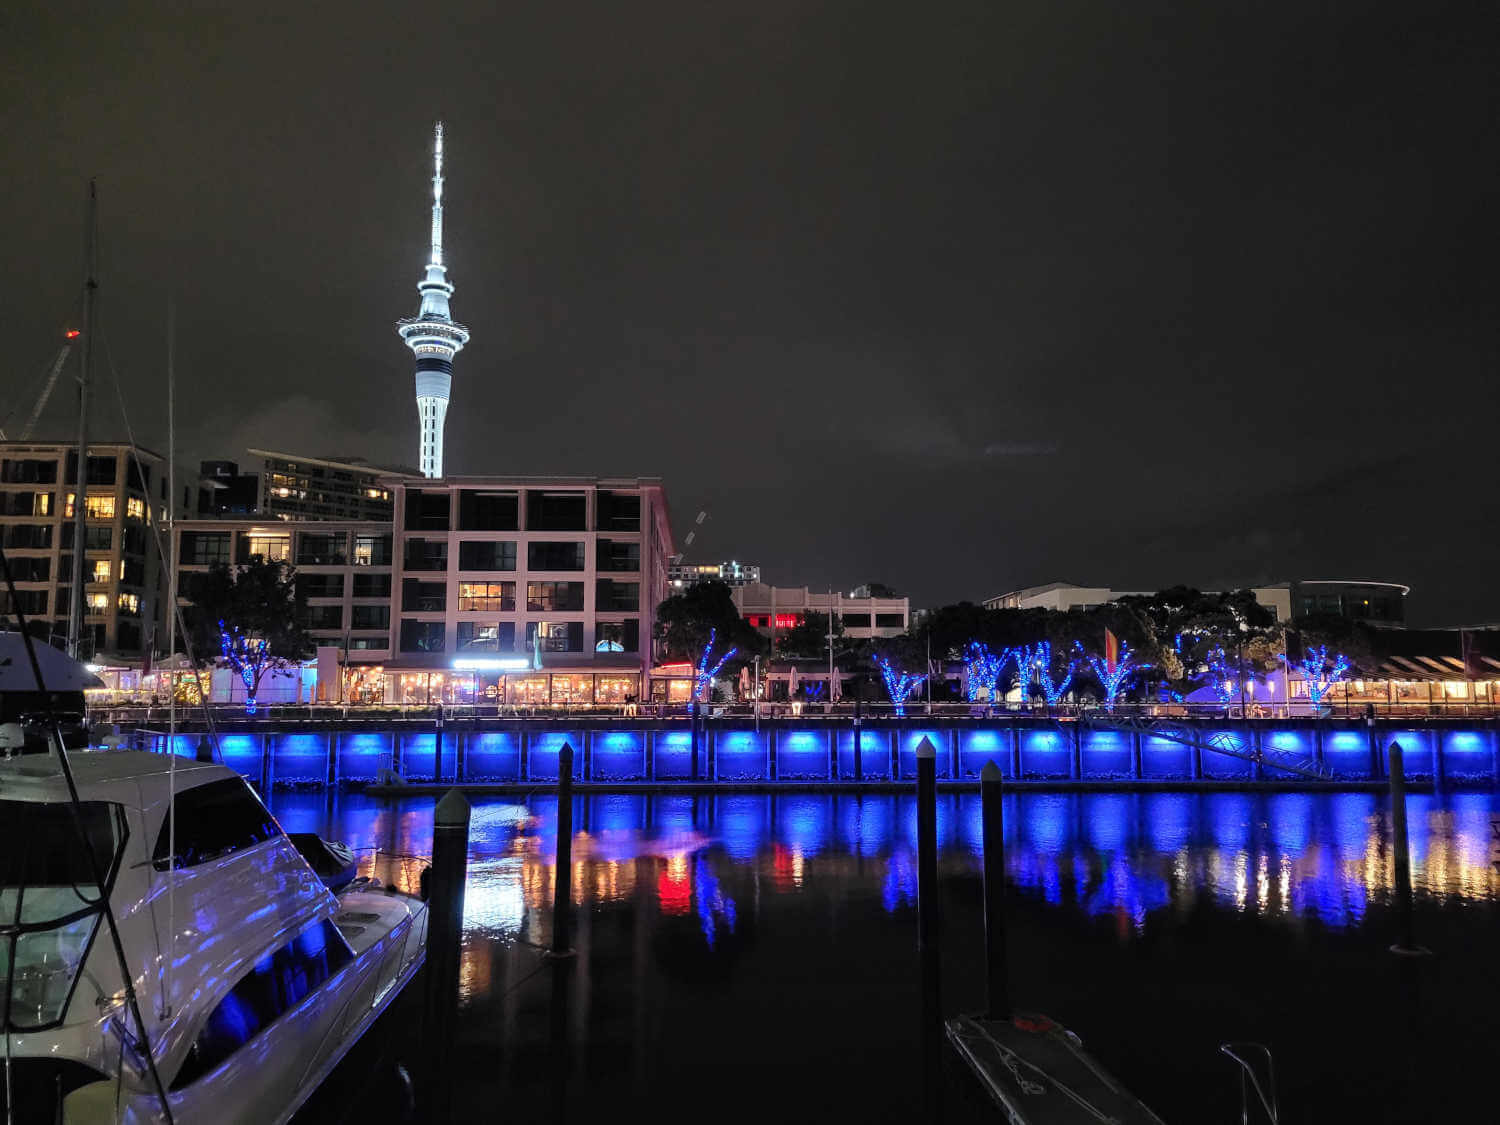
[{"x1": 271, "y1": 788, "x2": 1500, "y2": 952}]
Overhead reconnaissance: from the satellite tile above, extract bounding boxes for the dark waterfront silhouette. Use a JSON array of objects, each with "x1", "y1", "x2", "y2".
[{"x1": 279, "y1": 789, "x2": 1500, "y2": 1123}]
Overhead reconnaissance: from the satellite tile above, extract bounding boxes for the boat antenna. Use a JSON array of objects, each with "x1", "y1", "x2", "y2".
[
  {"x1": 67, "y1": 181, "x2": 98, "y2": 660},
  {"x1": 162, "y1": 296, "x2": 178, "y2": 1018},
  {"x1": 0, "y1": 542, "x2": 177, "y2": 1123}
]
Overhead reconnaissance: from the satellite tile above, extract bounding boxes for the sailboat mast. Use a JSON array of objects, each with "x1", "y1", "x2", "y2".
[
  {"x1": 67, "y1": 181, "x2": 98, "y2": 659},
  {"x1": 163, "y1": 297, "x2": 178, "y2": 1019}
]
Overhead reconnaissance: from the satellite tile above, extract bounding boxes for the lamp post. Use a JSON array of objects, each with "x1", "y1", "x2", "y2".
[{"x1": 1237, "y1": 622, "x2": 1249, "y2": 719}]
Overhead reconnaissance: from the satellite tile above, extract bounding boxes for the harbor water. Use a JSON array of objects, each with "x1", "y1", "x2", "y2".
[{"x1": 277, "y1": 788, "x2": 1500, "y2": 1123}]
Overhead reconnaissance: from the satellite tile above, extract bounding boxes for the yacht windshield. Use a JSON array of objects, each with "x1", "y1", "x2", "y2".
[{"x1": 0, "y1": 799, "x2": 126, "y2": 1031}]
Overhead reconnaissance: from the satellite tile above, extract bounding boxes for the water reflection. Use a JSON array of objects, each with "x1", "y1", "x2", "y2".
[{"x1": 271, "y1": 790, "x2": 1500, "y2": 951}]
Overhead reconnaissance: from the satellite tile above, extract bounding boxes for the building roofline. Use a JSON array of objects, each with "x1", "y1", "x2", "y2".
[
  {"x1": 248, "y1": 448, "x2": 418, "y2": 476},
  {"x1": 0, "y1": 439, "x2": 165, "y2": 461}
]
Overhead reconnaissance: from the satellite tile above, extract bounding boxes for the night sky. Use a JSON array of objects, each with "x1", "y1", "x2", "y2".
[{"x1": 3, "y1": 2, "x2": 1495, "y2": 625}]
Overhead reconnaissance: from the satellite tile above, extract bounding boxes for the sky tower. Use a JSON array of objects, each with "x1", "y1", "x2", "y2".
[{"x1": 397, "y1": 122, "x2": 470, "y2": 478}]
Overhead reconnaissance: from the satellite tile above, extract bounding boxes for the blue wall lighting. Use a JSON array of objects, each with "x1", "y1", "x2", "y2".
[
  {"x1": 1199, "y1": 729, "x2": 1253, "y2": 780},
  {"x1": 216, "y1": 733, "x2": 261, "y2": 779},
  {"x1": 1441, "y1": 730, "x2": 1492, "y2": 780},
  {"x1": 1020, "y1": 730, "x2": 1070, "y2": 778},
  {"x1": 653, "y1": 730, "x2": 692, "y2": 780},
  {"x1": 900, "y1": 730, "x2": 949, "y2": 779},
  {"x1": 836, "y1": 729, "x2": 890, "y2": 780},
  {"x1": 593, "y1": 730, "x2": 645, "y2": 782},
  {"x1": 1141, "y1": 734, "x2": 1192, "y2": 778},
  {"x1": 776, "y1": 730, "x2": 827, "y2": 780},
  {"x1": 1323, "y1": 730, "x2": 1369, "y2": 778},
  {"x1": 1260, "y1": 730, "x2": 1313, "y2": 780},
  {"x1": 399, "y1": 732, "x2": 439, "y2": 782},
  {"x1": 464, "y1": 731, "x2": 520, "y2": 782},
  {"x1": 527, "y1": 731, "x2": 583, "y2": 781},
  {"x1": 959, "y1": 729, "x2": 1009, "y2": 778},
  {"x1": 1385, "y1": 730, "x2": 1435, "y2": 778},
  {"x1": 337, "y1": 732, "x2": 390, "y2": 784},
  {"x1": 717, "y1": 730, "x2": 769, "y2": 781},
  {"x1": 1081, "y1": 730, "x2": 1131, "y2": 779}
]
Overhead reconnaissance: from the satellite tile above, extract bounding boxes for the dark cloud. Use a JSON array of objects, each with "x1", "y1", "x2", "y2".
[{"x1": 2, "y1": 0, "x2": 1495, "y2": 624}]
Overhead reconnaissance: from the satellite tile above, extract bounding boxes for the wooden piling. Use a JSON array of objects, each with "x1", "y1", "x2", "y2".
[
  {"x1": 423, "y1": 788, "x2": 471, "y2": 1122},
  {"x1": 979, "y1": 760, "x2": 1010, "y2": 1020},
  {"x1": 552, "y1": 742, "x2": 576, "y2": 956},
  {"x1": 916, "y1": 736, "x2": 942, "y2": 1121}
]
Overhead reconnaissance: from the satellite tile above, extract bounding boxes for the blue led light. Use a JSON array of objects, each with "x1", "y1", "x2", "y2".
[
  {"x1": 1086, "y1": 642, "x2": 1143, "y2": 713},
  {"x1": 1287, "y1": 645, "x2": 1351, "y2": 707},
  {"x1": 219, "y1": 619, "x2": 275, "y2": 715},
  {"x1": 874, "y1": 654, "x2": 925, "y2": 716},
  {"x1": 963, "y1": 642, "x2": 1012, "y2": 703},
  {"x1": 1023, "y1": 641, "x2": 1081, "y2": 707}
]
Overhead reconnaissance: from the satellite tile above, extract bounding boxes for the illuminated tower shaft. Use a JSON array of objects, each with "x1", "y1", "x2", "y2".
[{"x1": 397, "y1": 122, "x2": 470, "y2": 478}]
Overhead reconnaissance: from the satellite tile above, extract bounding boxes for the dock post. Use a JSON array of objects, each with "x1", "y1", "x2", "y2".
[
  {"x1": 1387, "y1": 741, "x2": 1429, "y2": 956},
  {"x1": 551, "y1": 742, "x2": 576, "y2": 956},
  {"x1": 1367, "y1": 707, "x2": 1381, "y2": 779},
  {"x1": 980, "y1": 760, "x2": 1010, "y2": 1020},
  {"x1": 1070, "y1": 723, "x2": 1082, "y2": 780},
  {"x1": 853, "y1": 695, "x2": 864, "y2": 782},
  {"x1": 915, "y1": 736, "x2": 943, "y2": 1121},
  {"x1": 423, "y1": 788, "x2": 471, "y2": 1122},
  {"x1": 690, "y1": 705, "x2": 701, "y2": 781}
]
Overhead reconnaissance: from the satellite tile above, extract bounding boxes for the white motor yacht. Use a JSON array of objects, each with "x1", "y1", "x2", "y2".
[{"x1": 1, "y1": 749, "x2": 429, "y2": 1124}]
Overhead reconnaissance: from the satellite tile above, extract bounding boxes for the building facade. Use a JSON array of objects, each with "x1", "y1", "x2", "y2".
[
  {"x1": 196, "y1": 460, "x2": 259, "y2": 517},
  {"x1": 667, "y1": 559, "x2": 761, "y2": 589},
  {"x1": 984, "y1": 581, "x2": 1296, "y2": 621},
  {"x1": 0, "y1": 441, "x2": 172, "y2": 660},
  {"x1": 251, "y1": 449, "x2": 404, "y2": 522},
  {"x1": 732, "y1": 583, "x2": 910, "y2": 641},
  {"x1": 387, "y1": 476, "x2": 673, "y2": 704}
]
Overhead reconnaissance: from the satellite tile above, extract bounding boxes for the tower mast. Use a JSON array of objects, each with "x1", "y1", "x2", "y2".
[
  {"x1": 68, "y1": 181, "x2": 98, "y2": 658},
  {"x1": 397, "y1": 122, "x2": 470, "y2": 478}
]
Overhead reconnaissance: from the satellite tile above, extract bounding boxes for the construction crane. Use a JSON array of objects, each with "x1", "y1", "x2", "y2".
[{"x1": 0, "y1": 330, "x2": 80, "y2": 441}]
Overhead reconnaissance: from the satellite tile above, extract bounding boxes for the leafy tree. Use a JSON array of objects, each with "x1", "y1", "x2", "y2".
[
  {"x1": 777, "y1": 611, "x2": 847, "y2": 660},
  {"x1": 859, "y1": 582, "x2": 901, "y2": 598},
  {"x1": 181, "y1": 559, "x2": 312, "y2": 709},
  {"x1": 1115, "y1": 586, "x2": 1279, "y2": 695},
  {"x1": 654, "y1": 580, "x2": 766, "y2": 667},
  {"x1": 1291, "y1": 613, "x2": 1381, "y2": 676}
]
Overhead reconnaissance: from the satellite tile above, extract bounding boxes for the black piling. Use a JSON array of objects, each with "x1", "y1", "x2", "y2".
[
  {"x1": 915, "y1": 736, "x2": 943, "y2": 1121},
  {"x1": 551, "y1": 742, "x2": 576, "y2": 957},
  {"x1": 1387, "y1": 741, "x2": 1429, "y2": 956},
  {"x1": 853, "y1": 694, "x2": 864, "y2": 782},
  {"x1": 423, "y1": 788, "x2": 471, "y2": 1123},
  {"x1": 689, "y1": 705, "x2": 700, "y2": 781},
  {"x1": 979, "y1": 760, "x2": 1010, "y2": 1021}
]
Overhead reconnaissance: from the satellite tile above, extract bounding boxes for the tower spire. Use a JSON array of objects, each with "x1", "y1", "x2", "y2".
[{"x1": 397, "y1": 120, "x2": 470, "y2": 478}]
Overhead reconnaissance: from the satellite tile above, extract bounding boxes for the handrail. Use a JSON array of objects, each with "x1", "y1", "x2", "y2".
[{"x1": 1220, "y1": 1042, "x2": 1278, "y2": 1124}]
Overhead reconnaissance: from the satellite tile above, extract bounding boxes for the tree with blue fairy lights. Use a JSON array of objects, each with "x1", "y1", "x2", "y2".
[
  {"x1": 694, "y1": 628, "x2": 737, "y2": 707},
  {"x1": 1028, "y1": 640, "x2": 1082, "y2": 709},
  {"x1": 218, "y1": 620, "x2": 275, "y2": 715},
  {"x1": 1087, "y1": 642, "x2": 1143, "y2": 713},
  {"x1": 874, "y1": 654, "x2": 926, "y2": 716},
  {"x1": 1288, "y1": 644, "x2": 1351, "y2": 710},
  {"x1": 1204, "y1": 646, "x2": 1238, "y2": 707},
  {"x1": 963, "y1": 642, "x2": 1011, "y2": 704}
]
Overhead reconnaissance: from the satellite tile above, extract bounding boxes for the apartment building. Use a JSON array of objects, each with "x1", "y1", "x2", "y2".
[
  {"x1": 732, "y1": 583, "x2": 910, "y2": 641},
  {"x1": 251, "y1": 448, "x2": 409, "y2": 522},
  {"x1": 388, "y1": 476, "x2": 674, "y2": 705},
  {"x1": 0, "y1": 441, "x2": 172, "y2": 660},
  {"x1": 668, "y1": 559, "x2": 761, "y2": 589}
]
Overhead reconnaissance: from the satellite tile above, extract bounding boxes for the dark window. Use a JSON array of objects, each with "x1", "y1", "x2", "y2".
[
  {"x1": 349, "y1": 637, "x2": 386, "y2": 651},
  {"x1": 402, "y1": 538, "x2": 447, "y2": 572},
  {"x1": 0, "y1": 589, "x2": 48, "y2": 616},
  {"x1": 457, "y1": 490, "x2": 518, "y2": 531},
  {"x1": 403, "y1": 488, "x2": 451, "y2": 531},
  {"x1": 457, "y1": 621, "x2": 515, "y2": 651},
  {"x1": 121, "y1": 558, "x2": 145, "y2": 587},
  {"x1": 171, "y1": 919, "x2": 354, "y2": 1089},
  {"x1": 399, "y1": 619, "x2": 445, "y2": 652},
  {"x1": 86, "y1": 456, "x2": 116, "y2": 486},
  {"x1": 127, "y1": 459, "x2": 151, "y2": 493},
  {"x1": 596, "y1": 540, "x2": 640, "y2": 572},
  {"x1": 5, "y1": 524, "x2": 53, "y2": 550},
  {"x1": 84, "y1": 526, "x2": 112, "y2": 551},
  {"x1": 526, "y1": 620, "x2": 584, "y2": 652},
  {"x1": 525, "y1": 491, "x2": 586, "y2": 531},
  {"x1": 527, "y1": 541, "x2": 585, "y2": 571},
  {"x1": 304, "y1": 605, "x2": 343, "y2": 630},
  {"x1": 875, "y1": 613, "x2": 905, "y2": 629},
  {"x1": 122, "y1": 525, "x2": 147, "y2": 556},
  {"x1": 596, "y1": 491, "x2": 641, "y2": 531},
  {"x1": 526, "y1": 581, "x2": 584, "y2": 612},
  {"x1": 457, "y1": 541, "x2": 516, "y2": 571},
  {"x1": 152, "y1": 778, "x2": 281, "y2": 871},
  {"x1": 352, "y1": 573, "x2": 391, "y2": 598},
  {"x1": 596, "y1": 580, "x2": 639, "y2": 612},
  {"x1": 402, "y1": 579, "x2": 446, "y2": 612},
  {"x1": 296, "y1": 533, "x2": 346, "y2": 566},
  {"x1": 0, "y1": 491, "x2": 53, "y2": 516},
  {"x1": 181, "y1": 532, "x2": 230, "y2": 566},
  {"x1": 298, "y1": 574, "x2": 344, "y2": 599},
  {"x1": 595, "y1": 620, "x2": 640, "y2": 653},
  {"x1": 1, "y1": 458, "x2": 59, "y2": 484},
  {"x1": 117, "y1": 622, "x2": 141, "y2": 651},
  {"x1": 7, "y1": 556, "x2": 50, "y2": 582},
  {"x1": 840, "y1": 613, "x2": 872, "y2": 628},
  {"x1": 351, "y1": 604, "x2": 389, "y2": 630}
]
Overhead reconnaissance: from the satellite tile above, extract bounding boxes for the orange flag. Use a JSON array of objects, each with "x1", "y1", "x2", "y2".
[{"x1": 1104, "y1": 628, "x2": 1120, "y2": 673}]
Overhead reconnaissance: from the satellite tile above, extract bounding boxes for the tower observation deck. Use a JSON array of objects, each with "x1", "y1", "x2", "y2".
[{"x1": 397, "y1": 121, "x2": 470, "y2": 478}]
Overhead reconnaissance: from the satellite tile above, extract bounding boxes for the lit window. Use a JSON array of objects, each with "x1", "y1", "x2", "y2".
[
  {"x1": 117, "y1": 592, "x2": 140, "y2": 614},
  {"x1": 86, "y1": 592, "x2": 109, "y2": 611},
  {"x1": 85, "y1": 494, "x2": 115, "y2": 519},
  {"x1": 458, "y1": 582, "x2": 514, "y2": 612},
  {"x1": 245, "y1": 535, "x2": 290, "y2": 562},
  {"x1": 126, "y1": 497, "x2": 145, "y2": 520},
  {"x1": 91, "y1": 560, "x2": 111, "y2": 583}
]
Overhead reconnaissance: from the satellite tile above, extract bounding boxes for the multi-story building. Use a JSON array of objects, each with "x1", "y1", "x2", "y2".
[
  {"x1": 667, "y1": 559, "x2": 761, "y2": 590},
  {"x1": 172, "y1": 518, "x2": 395, "y2": 662},
  {"x1": 251, "y1": 449, "x2": 408, "y2": 522},
  {"x1": 387, "y1": 476, "x2": 673, "y2": 704},
  {"x1": 732, "y1": 583, "x2": 910, "y2": 641},
  {"x1": 0, "y1": 440, "x2": 173, "y2": 660},
  {"x1": 983, "y1": 579, "x2": 1407, "y2": 625},
  {"x1": 196, "y1": 460, "x2": 260, "y2": 517}
]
